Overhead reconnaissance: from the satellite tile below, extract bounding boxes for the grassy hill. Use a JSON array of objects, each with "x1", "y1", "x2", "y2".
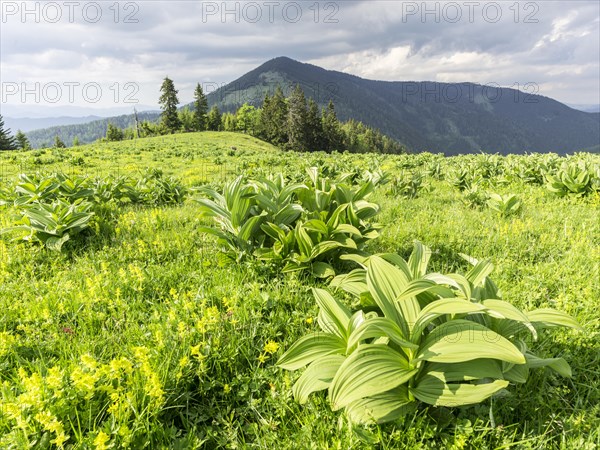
[
  {"x1": 0, "y1": 132, "x2": 598, "y2": 448},
  {"x1": 1, "y1": 132, "x2": 279, "y2": 180}
]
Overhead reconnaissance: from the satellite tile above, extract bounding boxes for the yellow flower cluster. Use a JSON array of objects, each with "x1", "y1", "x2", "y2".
[{"x1": 257, "y1": 340, "x2": 280, "y2": 364}]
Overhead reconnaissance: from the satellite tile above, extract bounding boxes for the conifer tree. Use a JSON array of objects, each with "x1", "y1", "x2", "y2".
[
  {"x1": 15, "y1": 130, "x2": 31, "y2": 150},
  {"x1": 207, "y1": 106, "x2": 222, "y2": 131},
  {"x1": 193, "y1": 83, "x2": 209, "y2": 131},
  {"x1": 0, "y1": 115, "x2": 17, "y2": 150},
  {"x1": 306, "y1": 99, "x2": 324, "y2": 151},
  {"x1": 259, "y1": 87, "x2": 289, "y2": 146},
  {"x1": 287, "y1": 85, "x2": 308, "y2": 151},
  {"x1": 159, "y1": 76, "x2": 181, "y2": 133},
  {"x1": 322, "y1": 100, "x2": 344, "y2": 152},
  {"x1": 53, "y1": 136, "x2": 66, "y2": 148}
]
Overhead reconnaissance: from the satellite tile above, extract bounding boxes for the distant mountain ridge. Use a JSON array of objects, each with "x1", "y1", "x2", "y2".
[
  {"x1": 203, "y1": 57, "x2": 600, "y2": 154},
  {"x1": 23, "y1": 57, "x2": 600, "y2": 154},
  {"x1": 3, "y1": 116, "x2": 104, "y2": 133},
  {"x1": 25, "y1": 111, "x2": 160, "y2": 148}
]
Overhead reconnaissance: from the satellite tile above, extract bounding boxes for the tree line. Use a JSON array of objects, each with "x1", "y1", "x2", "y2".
[
  {"x1": 1, "y1": 77, "x2": 406, "y2": 154},
  {"x1": 141, "y1": 78, "x2": 405, "y2": 154}
]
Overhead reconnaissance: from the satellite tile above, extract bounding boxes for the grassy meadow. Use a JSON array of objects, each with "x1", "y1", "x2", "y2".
[{"x1": 0, "y1": 132, "x2": 598, "y2": 449}]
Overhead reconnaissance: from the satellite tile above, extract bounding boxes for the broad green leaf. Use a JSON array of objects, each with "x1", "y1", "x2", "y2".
[
  {"x1": 408, "y1": 241, "x2": 432, "y2": 278},
  {"x1": 303, "y1": 219, "x2": 329, "y2": 235},
  {"x1": 329, "y1": 345, "x2": 417, "y2": 410},
  {"x1": 345, "y1": 386, "x2": 416, "y2": 424},
  {"x1": 416, "y1": 320, "x2": 526, "y2": 365},
  {"x1": 525, "y1": 352, "x2": 572, "y2": 377},
  {"x1": 277, "y1": 333, "x2": 346, "y2": 371},
  {"x1": 366, "y1": 256, "x2": 413, "y2": 335},
  {"x1": 482, "y1": 299, "x2": 537, "y2": 338},
  {"x1": 45, "y1": 233, "x2": 70, "y2": 251},
  {"x1": 379, "y1": 253, "x2": 412, "y2": 279},
  {"x1": 292, "y1": 355, "x2": 345, "y2": 404},
  {"x1": 411, "y1": 299, "x2": 488, "y2": 341},
  {"x1": 465, "y1": 258, "x2": 495, "y2": 287},
  {"x1": 411, "y1": 374, "x2": 508, "y2": 407},
  {"x1": 527, "y1": 309, "x2": 583, "y2": 331},
  {"x1": 422, "y1": 359, "x2": 504, "y2": 382},
  {"x1": 295, "y1": 223, "x2": 314, "y2": 256},
  {"x1": 347, "y1": 317, "x2": 418, "y2": 350},
  {"x1": 502, "y1": 363, "x2": 529, "y2": 383},
  {"x1": 312, "y1": 262, "x2": 335, "y2": 279},
  {"x1": 445, "y1": 273, "x2": 472, "y2": 300},
  {"x1": 310, "y1": 240, "x2": 346, "y2": 259},
  {"x1": 312, "y1": 288, "x2": 351, "y2": 339},
  {"x1": 336, "y1": 223, "x2": 363, "y2": 237},
  {"x1": 330, "y1": 269, "x2": 367, "y2": 297}
]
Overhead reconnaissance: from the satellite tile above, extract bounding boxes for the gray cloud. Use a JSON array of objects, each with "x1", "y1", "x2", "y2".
[{"x1": 1, "y1": 0, "x2": 598, "y2": 109}]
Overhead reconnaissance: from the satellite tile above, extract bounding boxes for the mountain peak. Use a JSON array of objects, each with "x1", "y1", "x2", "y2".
[{"x1": 205, "y1": 58, "x2": 599, "y2": 154}]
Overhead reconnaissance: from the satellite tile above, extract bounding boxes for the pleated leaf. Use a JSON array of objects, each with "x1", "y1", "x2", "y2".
[
  {"x1": 345, "y1": 386, "x2": 416, "y2": 424},
  {"x1": 411, "y1": 374, "x2": 509, "y2": 407},
  {"x1": 416, "y1": 320, "x2": 526, "y2": 365},
  {"x1": 525, "y1": 352, "x2": 572, "y2": 377},
  {"x1": 329, "y1": 345, "x2": 417, "y2": 410},
  {"x1": 277, "y1": 333, "x2": 346, "y2": 371},
  {"x1": 527, "y1": 309, "x2": 583, "y2": 331},
  {"x1": 292, "y1": 355, "x2": 345, "y2": 404},
  {"x1": 347, "y1": 317, "x2": 418, "y2": 350},
  {"x1": 313, "y1": 288, "x2": 351, "y2": 339}
]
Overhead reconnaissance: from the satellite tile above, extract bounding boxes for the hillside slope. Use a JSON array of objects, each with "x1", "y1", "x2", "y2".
[{"x1": 205, "y1": 57, "x2": 600, "y2": 155}]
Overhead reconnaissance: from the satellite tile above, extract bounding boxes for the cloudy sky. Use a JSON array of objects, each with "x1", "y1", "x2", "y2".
[{"x1": 1, "y1": 0, "x2": 599, "y2": 116}]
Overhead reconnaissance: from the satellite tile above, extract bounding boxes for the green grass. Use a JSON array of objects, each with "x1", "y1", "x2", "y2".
[{"x1": 0, "y1": 133, "x2": 598, "y2": 449}]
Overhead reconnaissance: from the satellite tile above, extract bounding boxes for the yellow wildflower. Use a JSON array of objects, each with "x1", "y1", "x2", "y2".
[
  {"x1": 264, "y1": 340, "x2": 279, "y2": 354},
  {"x1": 94, "y1": 431, "x2": 111, "y2": 450},
  {"x1": 223, "y1": 384, "x2": 231, "y2": 394}
]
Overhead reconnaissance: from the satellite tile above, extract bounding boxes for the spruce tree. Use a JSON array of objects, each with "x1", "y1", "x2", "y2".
[
  {"x1": 159, "y1": 76, "x2": 181, "y2": 133},
  {"x1": 15, "y1": 130, "x2": 31, "y2": 150},
  {"x1": 207, "y1": 106, "x2": 222, "y2": 131},
  {"x1": 193, "y1": 83, "x2": 209, "y2": 131},
  {"x1": 106, "y1": 123, "x2": 124, "y2": 141},
  {"x1": 287, "y1": 85, "x2": 308, "y2": 151},
  {"x1": 0, "y1": 115, "x2": 17, "y2": 150},
  {"x1": 260, "y1": 87, "x2": 288, "y2": 146},
  {"x1": 322, "y1": 100, "x2": 344, "y2": 152},
  {"x1": 306, "y1": 99, "x2": 324, "y2": 151},
  {"x1": 53, "y1": 136, "x2": 66, "y2": 148}
]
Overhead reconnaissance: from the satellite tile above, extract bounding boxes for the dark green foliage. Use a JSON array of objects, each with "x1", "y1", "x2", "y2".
[
  {"x1": 1, "y1": 170, "x2": 188, "y2": 251},
  {"x1": 305, "y1": 99, "x2": 325, "y2": 151},
  {"x1": 106, "y1": 123, "x2": 125, "y2": 141},
  {"x1": 259, "y1": 87, "x2": 289, "y2": 146},
  {"x1": 0, "y1": 115, "x2": 17, "y2": 150},
  {"x1": 15, "y1": 130, "x2": 31, "y2": 150},
  {"x1": 159, "y1": 76, "x2": 182, "y2": 133},
  {"x1": 207, "y1": 106, "x2": 223, "y2": 131},
  {"x1": 193, "y1": 83, "x2": 209, "y2": 131},
  {"x1": 53, "y1": 136, "x2": 66, "y2": 148},
  {"x1": 25, "y1": 111, "x2": 159, "y2": 148},
  {"x1": 322, "y1": 101, "x2": 344, "y2": 152},
  {"x1": 287, "y1": 85, "x2": 309, "y2": 152},
  {"x1": 195, "y1": 168, "x2": 384, "y2": 276}
]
